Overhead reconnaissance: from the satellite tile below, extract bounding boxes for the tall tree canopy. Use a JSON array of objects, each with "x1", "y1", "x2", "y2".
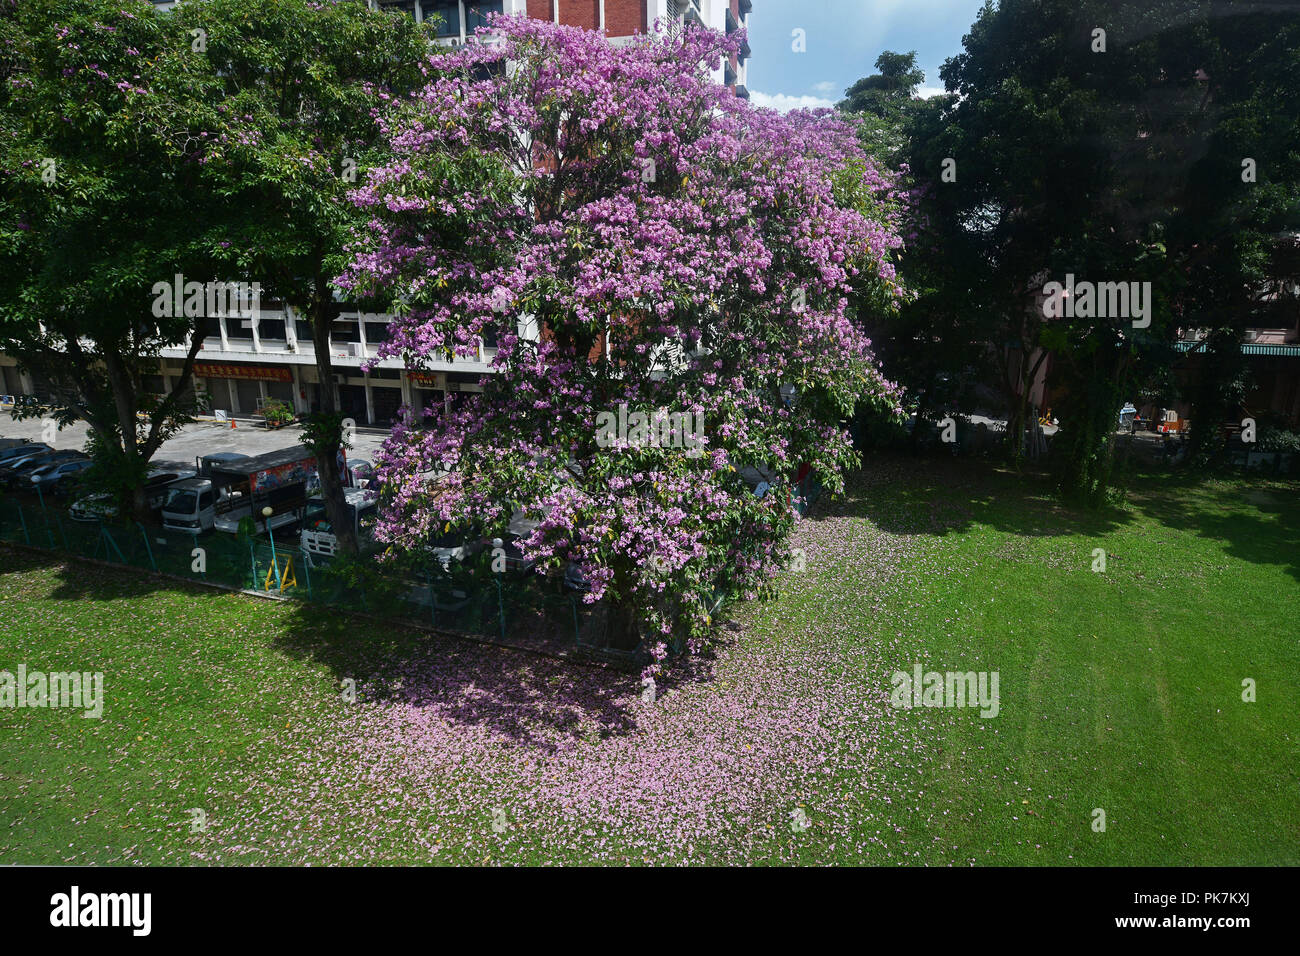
[
  {"x1": 890, "y1": 0, "x2": 1300, "y2": 503},
  {"x1": 0, "y1": 0, "x2": 227, "y2": 515},
  {"x1": 165, "y1": 0, "x2": 432, "y2": 551}
]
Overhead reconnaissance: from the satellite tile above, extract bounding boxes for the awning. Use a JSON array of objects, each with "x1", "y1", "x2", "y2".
[{"x1": 1174, "y1": 342, "x2": 1300, "y2": 357}]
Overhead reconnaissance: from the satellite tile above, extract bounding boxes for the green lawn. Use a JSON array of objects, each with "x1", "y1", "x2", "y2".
[{"x1": 1, "y1": 458, "x2": 1297, "y2": 865}]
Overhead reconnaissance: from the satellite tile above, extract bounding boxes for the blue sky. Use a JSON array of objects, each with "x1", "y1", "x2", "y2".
[{"x1": 745, "y1": 0, "x2": 989, "y2": 110}]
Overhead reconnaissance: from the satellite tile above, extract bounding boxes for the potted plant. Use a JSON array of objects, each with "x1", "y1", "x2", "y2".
[{"x1": 258, "y1": 399, "x2": 296, "y2": 430}]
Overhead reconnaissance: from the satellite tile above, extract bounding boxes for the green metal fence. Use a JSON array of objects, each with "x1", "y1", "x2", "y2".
[
  {"x1": 0, "y1": 491, "x2": 799, "y2": 663},
  {"x1": 0, "y1": 497, "x2": 608, "y2": 656}
]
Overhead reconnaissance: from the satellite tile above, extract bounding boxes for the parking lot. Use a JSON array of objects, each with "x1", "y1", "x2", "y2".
[{"x1": 0, "y1": 415, "x2": 392, "y2": 474}]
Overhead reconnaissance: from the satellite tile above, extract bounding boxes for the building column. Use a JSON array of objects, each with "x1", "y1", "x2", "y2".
[
  {"x1": 364, "y1": 373, "x2": 375, "y2": 426},
  {"x1": 284, "y1": 304, "x2": 299, "y2": 353},
  {"x1": 291, "y1": 365, "x2": 308, "y2": 415},
  {"x1": 218, "y1": 315, "x2": 230, "y2": 352}
]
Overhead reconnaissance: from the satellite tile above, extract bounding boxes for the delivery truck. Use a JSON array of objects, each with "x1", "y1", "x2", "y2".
[{"x1": 161, "y1": 446, "x2": 319, "y2": 534}]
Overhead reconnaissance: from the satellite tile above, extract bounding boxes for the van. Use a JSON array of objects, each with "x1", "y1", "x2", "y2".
[{"x1": 68, "y1": 468, "x2": 195, "y2": 522}]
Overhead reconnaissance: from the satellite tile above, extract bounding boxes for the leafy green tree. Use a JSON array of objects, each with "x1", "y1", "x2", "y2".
[
  {"x1": 893, "y1": 0, "x2": 1300, "y2": 503},
  {"x1": 163, "y1": 0, "x2": 433, "y2": 553},
  {"x1": 1167, "y1": 7, "x2": 1300, "y2": 464},
  {"x1": 839, "y1": 50, "x2": 925, "y2": 166},
  {"x1": 1, "y1": 0, "x2": 434, "y2": 530},
  {"x1": 0, "y1": 0, "x2": 232, "y2": 519}
]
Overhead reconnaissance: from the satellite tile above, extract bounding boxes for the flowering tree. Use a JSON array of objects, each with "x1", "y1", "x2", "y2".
[{"x1": 341, "y1": 16, "x2": 905, "y2": 665}]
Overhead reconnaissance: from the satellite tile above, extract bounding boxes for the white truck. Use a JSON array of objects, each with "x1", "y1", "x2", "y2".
[{"x1": 161, "y1": 447, "x2": 318, "y2": 535}]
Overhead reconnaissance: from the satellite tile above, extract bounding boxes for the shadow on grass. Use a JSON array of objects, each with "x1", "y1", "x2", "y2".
[
  {"x1": 819, "y1": 452, "x2": 1136, "y2": 539},
  {"x1": 0, "y1": 543, "x2": 719, "y2": 751},
  {"x1": 1124, "y1": 473, "x2": 1300, "y2": 584}
]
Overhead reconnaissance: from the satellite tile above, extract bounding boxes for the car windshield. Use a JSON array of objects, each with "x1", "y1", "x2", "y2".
[{"x1": 164, "y1": 489, "x2": 198, "y2": 514}]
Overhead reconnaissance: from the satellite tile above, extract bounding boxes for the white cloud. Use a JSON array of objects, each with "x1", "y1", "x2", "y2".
[
  {"x1": 748, "y1": 90, "x2": 835, "y2": 113},
  {"x1": 812, "y1": 80, "x2": 838, "y2": 95},
  {"x1": 916, "y1": 85, "x2": 948, "y2": 99}
]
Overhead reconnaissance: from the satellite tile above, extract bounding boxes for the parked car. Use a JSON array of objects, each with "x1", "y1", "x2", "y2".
[
  {"x1": 1, "y1": 449, "x2": 83, "y2": 488},
  {"x1": 0, "y1": 440, "x2": 48, "y2": 465},
  {"x1": 21, "y1": 457, "x2": 94, "y2": 495},
  {"x1": 69, "y1": 467, "x2": 196, "y2": 522}
]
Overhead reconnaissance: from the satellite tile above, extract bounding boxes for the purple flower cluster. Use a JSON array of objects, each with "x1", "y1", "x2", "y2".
[{"x1": 341, "y1": 14, "x2": 908, "y2": 663}]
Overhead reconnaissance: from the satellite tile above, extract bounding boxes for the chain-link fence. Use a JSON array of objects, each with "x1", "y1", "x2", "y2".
[{"x1": 1, "y1": 481, "x2": 823, "y2": 663}]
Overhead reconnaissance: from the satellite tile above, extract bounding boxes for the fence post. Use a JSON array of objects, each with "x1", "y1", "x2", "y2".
[
  {"x1": 99, "y1": 523, "x2": 126, "y2": 564},
  {"x1": 56, "y1": 514, "x2": 69, "y2": 551},
  {"x1": 17, "y1": 501, "x2": 30, "y2": 546},
  {"x1": 300, "y1": 547, "x2": 312, "y2": 599},
  {"x1": 139, "y1": 523, "x2": 157, "y2": 572},
  {"x1": 495, "y1": 576, "x2": 506, "y2": 641},
  {"x1": 37, "y1": 485, "x2": 54, "y2": 548}
]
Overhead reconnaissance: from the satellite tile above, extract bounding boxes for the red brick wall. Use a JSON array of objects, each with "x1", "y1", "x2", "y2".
[
  {"x1": 604, "y1": 0, "x2": 647, "y2": 36},
  {"x1": 556, "y1": 0, "x2": 600, "y2": 30},
  {"x1": 528, "y1": 1, "x2": 649, "y2": 37}
]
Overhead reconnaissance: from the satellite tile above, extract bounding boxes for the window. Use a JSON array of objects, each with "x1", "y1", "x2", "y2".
[
  {"x1": 425, "y1": 0, "x2": 460, "y2": 37},
  {"x1": 464, "y1": 1, "x2": 503, "y2": 33},
  {"x1": 330, "y1": 320, "x2": 361, "y2": 344},
  {"x1": 257, "y1": 318, "x2": 287, "y2": 341},
  {"x1": 227, "y1": 317, "x2": 255, "y2": 340}
]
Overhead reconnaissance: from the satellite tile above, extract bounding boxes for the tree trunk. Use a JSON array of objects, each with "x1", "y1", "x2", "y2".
[
  {"x1": 910, "y1": 386, "x2": 931, "y2": 455},
  {"x1": 603, "y1": 598, "x2": 642, "y2": 652},
  {"x1": 102, "y1": 351, "x2": 151, "y2": 523},
  {"x1": 311, "y1": 290, "x2": 361, "y2": 556}
]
